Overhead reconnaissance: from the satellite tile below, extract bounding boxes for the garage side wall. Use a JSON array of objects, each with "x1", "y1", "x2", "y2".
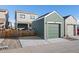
[
  {"x1": 45, "y1": 12, "x2": 64, "y2": 38},
  {"x1": 32, "y1": 18, "x2": 44, "y2": 39}
]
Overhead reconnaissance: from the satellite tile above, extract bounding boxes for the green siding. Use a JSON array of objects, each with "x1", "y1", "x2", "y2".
[
  {"x1": 47, "y1": 24, "x2": 59, "y2": 38},
  {"x1": 32, "y1": 12, "x2": 64, "y2": 39},
  {"x1": 32, "y1": 18, "x2": 44, "y2": 39},
  {"x1": 45, "y1": 12, "x2": 64, "y2": 38}
]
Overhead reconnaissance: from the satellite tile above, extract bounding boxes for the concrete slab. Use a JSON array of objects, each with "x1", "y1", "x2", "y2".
[
  {"x1": 0, "y1": 39, "x2": 79, "y2": 53},
  {"x1": 19, "y1": 38, "x2": 68, "y2": 47}
]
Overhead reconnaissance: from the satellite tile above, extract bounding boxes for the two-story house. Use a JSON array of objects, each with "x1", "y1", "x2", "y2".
[
  {"x1": 15, "y1": 10, "x2": 38, "y2": 30},
  {"x1": 0, "y1": 10, "x2": 9, "y2": 29}
]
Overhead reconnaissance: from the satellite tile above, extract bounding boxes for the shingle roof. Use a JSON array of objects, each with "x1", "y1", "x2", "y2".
[
  {"x1": 63, "y1": 15, "x2": 71, "y2": 19},
  {"x1": 38, "y1": 13, "x2": 50, "y2": 18},
  {"x1": 37, "y1": 11, "x2": 52, "y2": 19}
]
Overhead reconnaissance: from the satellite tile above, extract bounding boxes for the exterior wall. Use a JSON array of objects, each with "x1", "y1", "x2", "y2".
[
  {"x1": 15, "y1": 11, "x2": 38, "y2": 30},
  {"x1": 16, "y1": 12, "x2": 38, "y2": 23},
  {"x1": 0, "y1": 13, "x2": 6, "y2": 27},
  {"x1": 32, "y1": 18, "x2": 44, "y2": 39},
  {"x1": 0, "y1": 18, "x2": 5, "y2": 24},
  {"x1": 0, "y1": 10, "x2": 8, "y2": 29},
  {"x1": 45, "y1": 12, "x2": 64, "y2": 38},
  {"x1": 0, "y1": 13, "x2": 6, "y2": 18},
  {"x1": 65, "y1": 16, "x2": 77, "y2": 36}
]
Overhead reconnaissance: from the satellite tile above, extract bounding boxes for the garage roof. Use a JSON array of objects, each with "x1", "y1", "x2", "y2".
[
  {"x1": 37, "y1": 11, "x2": 63, "y2": 20},
  {"x1": 37, "y1": 12, "x2": 51, "y2": 19},
  {"x1": 63, "y1": 15, "x2": 71, "y2": 19}
]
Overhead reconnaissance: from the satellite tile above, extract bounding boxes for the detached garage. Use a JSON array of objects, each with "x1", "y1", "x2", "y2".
[
  {"x1": 63, "y1": 15, "x2": 77, "y2": 37},
  {"x1": 32, "y1": 11, "x2": 64, "y2": 39}
]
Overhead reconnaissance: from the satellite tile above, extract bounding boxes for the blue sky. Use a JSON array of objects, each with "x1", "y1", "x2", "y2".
[{"x1": 0, "y1": 5, "x2": 79, "y2": 25}]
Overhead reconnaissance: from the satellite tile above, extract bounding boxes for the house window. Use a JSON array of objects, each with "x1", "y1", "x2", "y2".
[
  {"x1": 30, "y1": 16, "x2": 35, "y2": 19},
  {"x1": 20, "y1": 14, "x2": 25, "y2": 19}
]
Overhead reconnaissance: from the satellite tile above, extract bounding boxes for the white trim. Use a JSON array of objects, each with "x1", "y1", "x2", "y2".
[
  {"x1": 44, "y1": 17, "x2": 47, "y2": 40},
  {"x1": 37, "y1": 17, "x2": 44, "y2": 20},
  {"x1": 47, "y1": 22, "x2": 62, "y2": 24},
  {"x1": 34, "y1": 17, "x2": 44, "y2": 21},
  {"x1": 44, "y1": 17, "x2": 46, "y2": 40},
  {"x1": 45, "y1": 11, "x2": 63, "y2": 19}
]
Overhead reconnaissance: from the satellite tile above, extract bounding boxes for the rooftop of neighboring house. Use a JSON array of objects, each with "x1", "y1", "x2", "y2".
[
  {"x1": 63, "y1": 15, "x2": 71, "y2": 19},
  {"x1": 15, "y1": 10, "x2": 38, "y2": 15},
  {"x1": 0, "y1": 9, "x2": 8, "y2": 14}
]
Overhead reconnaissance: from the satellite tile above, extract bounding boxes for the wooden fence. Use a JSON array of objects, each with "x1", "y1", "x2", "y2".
[{"x1": 0, "y1": 29, "x2": 36, "y2": 38}]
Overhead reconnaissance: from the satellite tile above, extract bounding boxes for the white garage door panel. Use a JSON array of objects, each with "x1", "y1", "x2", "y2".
[
  {"x1": 67, "y1": 25, "x2": 74, "y2": 36},
  {"x1": 47, "y1": 24, "x2": 59, "y2": 38}
]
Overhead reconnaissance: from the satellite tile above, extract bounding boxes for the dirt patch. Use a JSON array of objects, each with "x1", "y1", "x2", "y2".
[
  {"x1": 0, "y1": 38, "x2": 22, "y2": 49},
  {"x1": 64, "y1": 36, "x2": 78, "y2": 41}
]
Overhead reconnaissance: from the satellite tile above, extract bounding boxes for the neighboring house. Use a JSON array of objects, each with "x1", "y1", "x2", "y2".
[
  {"x1": 15, "y1": 10, "x2": 38, "y2": 30},
  {"x1": 0, "y1": 10, "x2": 9, "y2": 29},
  {"x1": 63, "y1": 15, "x2": 77, "y2": 36},
  {"x1": 32, "y1": 11, "x2": 64, "y2": 39}
]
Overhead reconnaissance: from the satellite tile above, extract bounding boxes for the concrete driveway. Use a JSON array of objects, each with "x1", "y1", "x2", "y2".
[
  {"x1": 0, "y1": 37, "x2": 79, "y2": 53},
  {"x1": 20, "y1": 38, "x2": 68, "y2": 47}
]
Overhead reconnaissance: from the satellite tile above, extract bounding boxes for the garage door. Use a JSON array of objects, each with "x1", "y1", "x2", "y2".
[
  {"x1": 47, "y1": 24, "x2": 60, "y2": 38},
  {"x1": 67, "y1": 25, "x2": 74, "y2": 36}
]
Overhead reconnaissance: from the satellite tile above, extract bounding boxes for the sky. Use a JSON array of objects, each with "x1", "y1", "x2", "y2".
[{"x1": 0, "y1": 5, "x2": 79, "y2": 25}]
